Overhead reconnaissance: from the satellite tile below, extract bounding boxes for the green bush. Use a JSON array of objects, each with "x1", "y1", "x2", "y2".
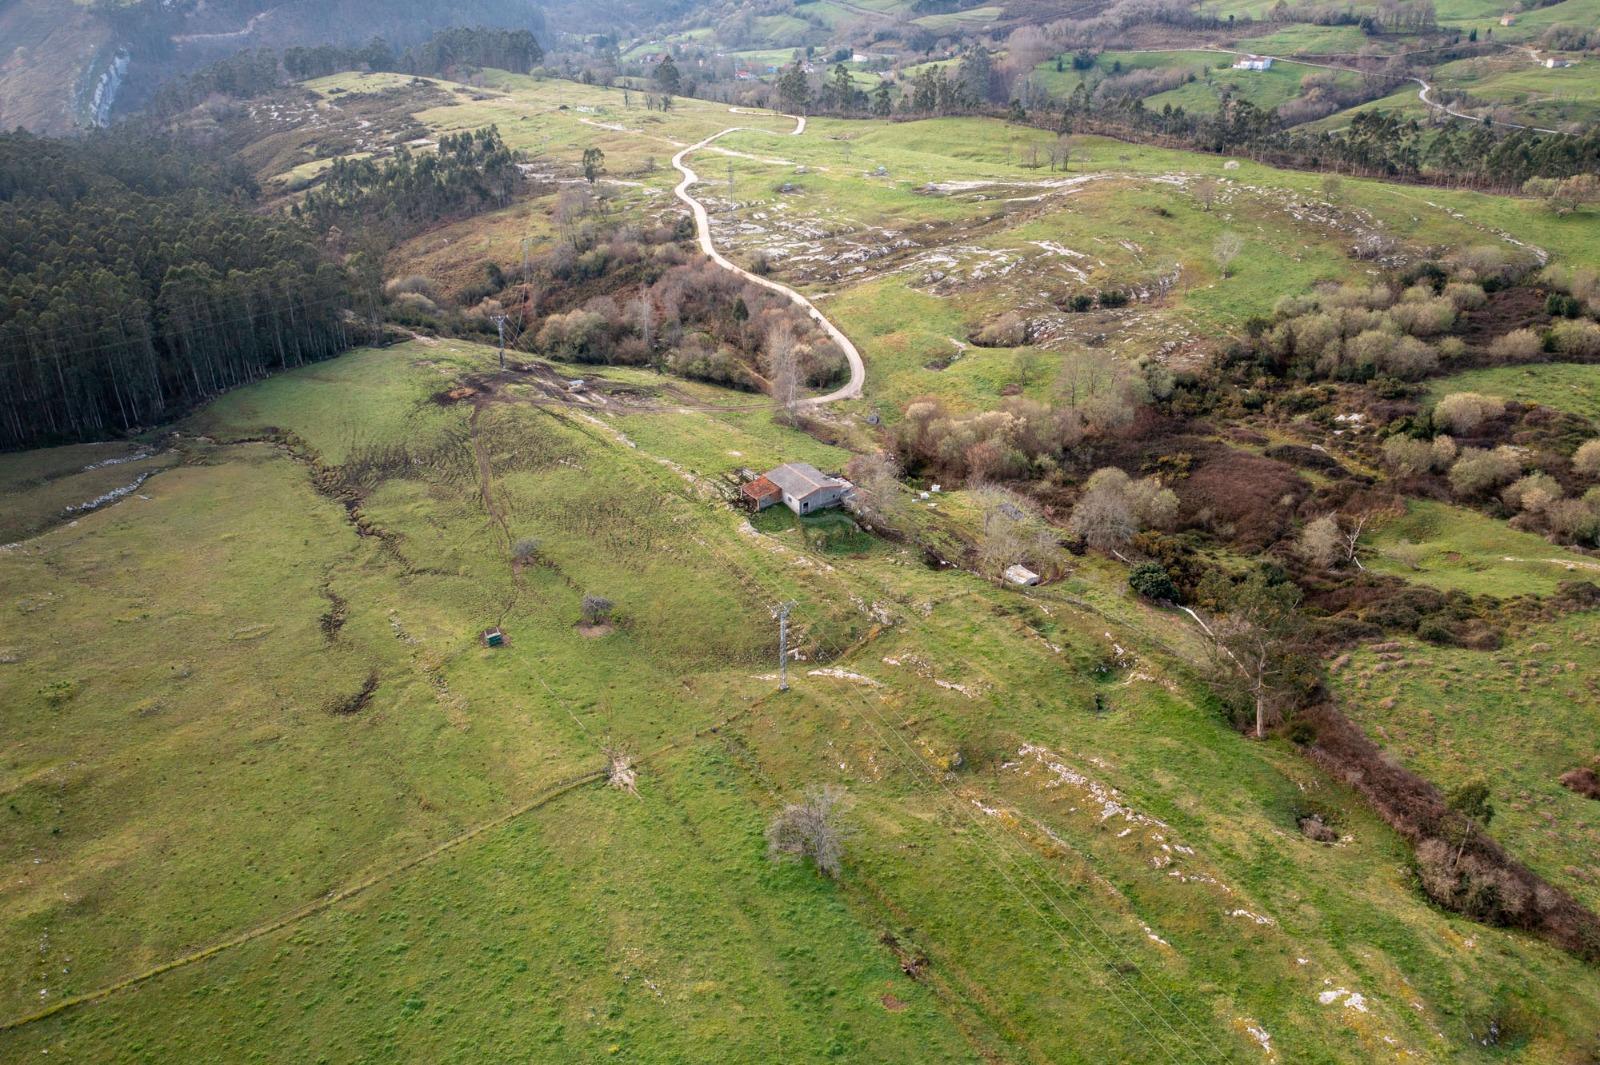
[
  {"x1": 1128, "y1": 562, "x2": 1178, "y2": 602},
  {"x1": 1545, "y1": 292, "x2": 1582, "y2": 319}
]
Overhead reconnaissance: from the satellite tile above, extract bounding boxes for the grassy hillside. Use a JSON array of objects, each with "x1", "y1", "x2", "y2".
[
  {"x1": 8, "y1": 66, "x2": 1600, "y2": 1063},
  {"x1": 1364, "y1": 498, "x2": 1600, "y2": 597},
  {"x1": 5, "y1": 339, "x2": 1600, "y2": 1062},
  {"x1": 1334, "y1": 614, "x2": 1600, "y2": 912}
]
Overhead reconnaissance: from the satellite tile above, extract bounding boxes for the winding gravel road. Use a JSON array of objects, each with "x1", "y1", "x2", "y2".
[{"x1": 671, "y1": 110, "x2": 865, "y2": 407}]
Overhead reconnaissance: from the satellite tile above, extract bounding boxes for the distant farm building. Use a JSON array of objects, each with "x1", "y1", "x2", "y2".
[
  {"x1": 1232, "y1": 56, "x2": 1273, "y2": 71},
  {"x1": 1545, "y1": 56, "x2": 1574, "y2": 67},
  {"x1": 1499, "y1": 13, "x2": 1517, "y2": 25},
  {"x1": 759, "y1": 463, "x2": 851, "y2": 515}
]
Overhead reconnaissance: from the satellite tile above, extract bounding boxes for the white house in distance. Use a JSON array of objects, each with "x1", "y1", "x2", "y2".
[
  {"x1": 1233, "y1": 55, "x2": 1273, "y2": 71},
  {"x1": 744, "y1": 463, "x2": 851, "y2": 515}
]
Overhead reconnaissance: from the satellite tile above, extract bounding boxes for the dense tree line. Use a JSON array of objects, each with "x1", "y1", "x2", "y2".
[
  {"x1": 1048, "y1": 88, "x2": 1600, "y2": 188},
  {"x1": 0, "y1": 131, "x2": 354, "y2": 449},
  {"x1": 293, "y1": 127, "x2": 524, "y2": 235},
  {"x1": 149, "y1": 26, "x2": 543, "y2": 115}
]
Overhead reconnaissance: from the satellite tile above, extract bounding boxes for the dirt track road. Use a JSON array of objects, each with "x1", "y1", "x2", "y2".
[{"x1": 671, "y1": 110, "x2": 864, "y2": 407}]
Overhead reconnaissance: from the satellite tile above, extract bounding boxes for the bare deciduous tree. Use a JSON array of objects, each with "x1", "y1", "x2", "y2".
[
  {"x1": 1196, "y1": 570, "x2": 1307, "y2": 739},
  {"x1": 554, "y1": 186, "x2": 593, "y2": 246},
  {"x1": 1213, "y1": 231, "x2": 1243, "y2": 278},
  {"x1": 767, "y1": 785, "x2": 849, "y2": 878},
  {"x1": 1192, "y1": 176, "x2": 1219, "y2": 212},
  {"x1": 1298, "y1": 514, "x2": 1343, "y2": 569},
  {"x1": 766, "y1": 321, "x2": 801, "y2": 423},
  {"x1": 1068, "y1": 467, "x2": 1177, "y2": 553},
  {"x1": 1012, "y1": 347, "x2": 1045, "y2": 388},
  {"x1": 1048, "y1": 134, "x2": 1077, "y2": 171},
  {"x1": 973, "y1": 485, "x2": 1060, "y2": 581},
  {"x1": 1068, "y1": 486, "x2": 1136, "y2": 553},
  {"x1": 845, "y1": 451, "x2": 907, "y2": 530}
]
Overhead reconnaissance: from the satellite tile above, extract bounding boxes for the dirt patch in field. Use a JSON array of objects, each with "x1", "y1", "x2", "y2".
[
  {"x1": 431, "y1": 360, "x2": 667, "y2": 413},
  {"x1": 327, "y1": 669, "x2": 379, "y2": 715},
  {"x1": 1560, "y1": 765, "x2": 1600, "y2": 800},
  {"x1": 880, "y1": 992, "x2": 907, "y2": 1012},
  {"x1": 319, "y1": 586, "x2": 348, "y2": 640},
  {"x1": 1456, "y1": 286, "x2": 1550, "y2": 353},
  {"x1": 577, "y1": 622, "x2": 615, "y2": 639}
]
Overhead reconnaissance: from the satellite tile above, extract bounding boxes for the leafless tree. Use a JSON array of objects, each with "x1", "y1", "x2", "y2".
[
  {"x1": 1069, "y1": 468, "x2": 1177, "y2": 553},
  {"x1": 1192, "y1": 176, "x2": 1219, "y2": 212},
  {"x1": 1068, "y1": 485, "x2": 1135, "y2": 552},
  {"x1": 767, "y1": 321, "x2": 801, "y2": 423},
  {"x1": 554, "y1": 186, "x2": 593, "y2": 246},
  {"x1": 767, "y1": 785, "x2": 849, "y2": 878},
  {"x1": 973, "y1": 485, "x2": 1059, "y2": 580},
  {"x1": 845, "y1": 452, "x2": 907, "y2": 530},
  {"x1": 1057, "y1": 350, "x2": 1140, "y2": 435},
  {"x1": 1213, "y1": 231, "x2": 1243, "y2": 278},
  {"x1": 632, "y1": 287, "x2": 655, "y2": 365},
  {"x1": 1195, "y1": 571, "x2": 1306, "y2": 739},
  {"x1": 1297, "y1": 514, "x2": 1343, "y2": 569},
  {"x1": 1013, "y1": 347, "x2": 1044, "y2": 388},
  {"x1": 1049, "y1": 134, "x2": 1077, "y2": 171}
]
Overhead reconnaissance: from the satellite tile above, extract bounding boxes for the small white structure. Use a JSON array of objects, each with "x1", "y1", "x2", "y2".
[
  {"x1": 1545, "y1": 57, "x2": 1574, "y2": 68},
  {"x1": 1004, "y1": 564, "x2": 1041, "y2": 587},
  {"x1": 1232, "y1": 56, "x2": 1273, "y2": 71},
  {"x1": 764, "y1": 462, "x2": 851, "y2": 516},
  {"x1": 1499, "y1": 13, "x2": 1516, "y2": 25}
]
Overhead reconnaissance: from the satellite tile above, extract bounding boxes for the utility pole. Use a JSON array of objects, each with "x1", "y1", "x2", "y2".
[
  {"x1": 772, "y1": 600, "x2": 796, "y2": 692},
  {"x1": 492, "y1": 314, "x2": 507, "y2": 370}
]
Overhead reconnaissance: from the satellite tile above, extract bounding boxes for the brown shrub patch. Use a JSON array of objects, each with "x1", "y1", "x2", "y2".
[
  {"x1": 1559, "y1": 765, "x2": 1600, "y2": 800},
  {"x1": 1178, "y1": 449, "x2": 1307, "y2": 548}
]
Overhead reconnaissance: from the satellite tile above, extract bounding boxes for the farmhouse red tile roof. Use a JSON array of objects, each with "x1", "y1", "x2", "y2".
[{"x1": 742, "y1": 476, "x2": 780, "y2": 500}]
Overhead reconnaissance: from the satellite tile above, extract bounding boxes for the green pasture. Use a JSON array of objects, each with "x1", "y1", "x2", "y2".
[
  {"x1": 1426, "y1": 362, "x2": 1600, "y2": 424},
  {"x1": 1363, "y1": 497, "x2": 1600, "y2": 597},
  {"x1": 3, "y1": 338, "x2": 1600, "y2": 1060},
  {"x1": 1234, "y1": 24, "x2": 1378, "y2": 55},
  {"x1": 1334, "y1": 613, "x2": 1600, "y2": 911}
]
